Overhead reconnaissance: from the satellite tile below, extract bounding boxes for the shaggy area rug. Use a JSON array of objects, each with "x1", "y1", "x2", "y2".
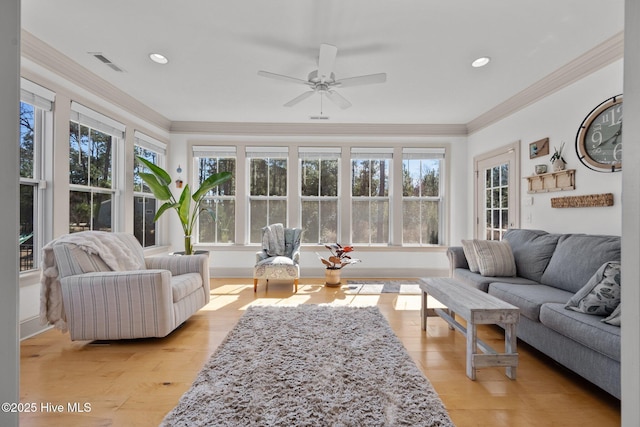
[
  {"x1": 345, "y1": 280, "x2": 422, "y2": 294},
  {"x1": 160, "y1": 305, "x2": 454, "y2": 427}
]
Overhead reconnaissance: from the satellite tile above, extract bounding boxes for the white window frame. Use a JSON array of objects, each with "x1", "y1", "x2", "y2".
[
  {"x1": 134, "y1": 131, "x2": 166, "y2": 247},
  {"x1": 246, "y1": 146, "x2": 288, "y2": 243},
  {"x1": 69, "y1": 103, "x2": 125, "y2": 233},
  {"x1": 401, "y1": 147, "x2": 446, "y2": 246},
  {"x1": 299, "y1": 147, "x2": 341, "y2": 244},
  {"x1": 193, "y1": 145, "x2": 237, "y2": 244},
  {"x1": 350, "y1": 147, "x2": 393, "y2": 245},
  {"x1": 19, "y1": 79, "x2": 54, "y2": 273}
]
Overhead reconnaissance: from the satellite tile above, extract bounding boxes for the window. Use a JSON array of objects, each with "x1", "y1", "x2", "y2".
[
  {"x1": 299, "y1": 148, "x2": 340, "y2": 244},
  {"x1": 19, "y1": 80, "x2": 54, "y2": 272},
  {"x1": 402, "y1": 148, "x2": 444, "y2": 245},
  {"x1": 194, "y1": 146, "x2": 236, "y2": 244},
  {"x1": 134, "y1": 131, "x2": 166, "y2": 247},
  {"x1": 351, "y1": 148, "x2": 392, "y2": 244},
  {"x1": 247, "y1": 147, "x2": 288, "y2": 243},
  {"x1": 69, "y1": 102, "x2": 124, "y2": 233}
]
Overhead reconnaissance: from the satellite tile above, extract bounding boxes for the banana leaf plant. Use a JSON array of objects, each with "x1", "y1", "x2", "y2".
[{"x1": 136, "y1": 156, "x2": 232, "y2": 254}]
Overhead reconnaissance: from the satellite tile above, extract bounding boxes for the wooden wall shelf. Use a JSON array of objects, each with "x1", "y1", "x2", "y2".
[{"x1": 525, "y1": 169, "x2": 575, "y2": 194}]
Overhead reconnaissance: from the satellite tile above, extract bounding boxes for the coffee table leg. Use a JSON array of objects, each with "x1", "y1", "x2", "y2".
[
  {"x1": 421, "y1": 291, "x2": 428, "y2": 331},
  {"x1": 505, "y1": 323, "x2": 517, "y2": 379},
  {"x1": 466, "y1": 322, "x2": 477, "y2": 380}
]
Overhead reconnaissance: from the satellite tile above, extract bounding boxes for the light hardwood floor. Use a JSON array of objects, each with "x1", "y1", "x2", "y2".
[{"x1": 20, "y1": 278, "x2": 620, "y2": 426}]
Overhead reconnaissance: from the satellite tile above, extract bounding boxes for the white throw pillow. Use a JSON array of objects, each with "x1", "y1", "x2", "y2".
[
  {"x1": 471, "y1": 239, "x2": 517, "y2": 277},
  {"x1": 602, "y1": 303, "x2": 621, "y2": 326},
  {"x1": 565, "y1": 261, "x2": 621, "y2": 316},
  {"x1": 461, "y1": 239, "x2": 480, "y2": 273}
]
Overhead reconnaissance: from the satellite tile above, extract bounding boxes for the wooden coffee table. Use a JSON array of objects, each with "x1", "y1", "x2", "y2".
[{"x1": 419, "y1": 277, "x2": 520, "y2": 380}]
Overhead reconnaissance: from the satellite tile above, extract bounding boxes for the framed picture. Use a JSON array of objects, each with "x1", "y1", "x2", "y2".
[{"x1": 529, "y1": 137, "x2": 549, "y2": 159}]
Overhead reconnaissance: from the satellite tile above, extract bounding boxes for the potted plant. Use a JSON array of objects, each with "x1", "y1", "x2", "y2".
[
  {"x1": 136, "y1": 156, "x2": 232, "y2": 255},
  {"x1": 550, "y1": 142, "x2": 567, "y2": 171},
  {"x1": 317, "y1": 243, "x2": 361, "y2": 287}
]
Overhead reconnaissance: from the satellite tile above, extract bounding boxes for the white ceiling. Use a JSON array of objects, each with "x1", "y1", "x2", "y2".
[{"x1": 21, "y1": 0, "x2": 625, "y2": 125}]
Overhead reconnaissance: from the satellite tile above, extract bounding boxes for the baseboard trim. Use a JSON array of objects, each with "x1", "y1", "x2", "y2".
[{"x1": 20, "y1": 315, "x2": 52, "y2": 340}]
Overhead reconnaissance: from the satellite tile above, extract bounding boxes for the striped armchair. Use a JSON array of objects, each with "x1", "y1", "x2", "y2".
[{"x1": 51, "y1": 232, "x2": 209, "y2": 341}]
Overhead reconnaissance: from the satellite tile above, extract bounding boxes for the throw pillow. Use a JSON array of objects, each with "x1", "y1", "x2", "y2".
[
  {"x1": 565, "y1": 261, "x2": 621, "y2": 316},
  {"x1": 602, "y1": 303, "x2": 621, "y2": 326},
  {"x1": 461, "y1": 240, "x2": 480, "y2": 273},
  {"x1": 471, "y1": 239, "x2": 517, "y2": 277}
]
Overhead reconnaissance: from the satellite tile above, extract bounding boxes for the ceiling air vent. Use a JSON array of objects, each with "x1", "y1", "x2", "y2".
[{"x1": 89, "y1": 52, "x2": 125, "y2": 72}]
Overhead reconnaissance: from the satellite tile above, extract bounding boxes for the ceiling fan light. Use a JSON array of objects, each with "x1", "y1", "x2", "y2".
[
  {"x1": 472, "y1": 56, "x2": 491, "y2": 68},
  {"x1": 149, "y1": 53, "x2": 169, "y2": 64}
]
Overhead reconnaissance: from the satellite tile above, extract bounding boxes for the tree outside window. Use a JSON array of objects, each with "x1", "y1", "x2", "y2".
[
  {"x1": 133, "y1": 145, "x2": 159, "y2": 247},
  {"x1": 19, "y1": 102, "x2": 35, "y2": 271}
]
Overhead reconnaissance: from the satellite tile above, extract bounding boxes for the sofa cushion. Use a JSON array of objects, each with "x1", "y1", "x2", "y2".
[
  {"x1": 503, "y1": 229, "x2": 560, "y2": 282},
  {"x1": 171, "y1": 272, "x2": 203, "y2": 302},
  {"x1": 453, "y1": 268, "x2": 538, "y2": 292},
  {"x1": 461, "y1": 240, "x2": 480, "y2": 273},
  {"x1": 540, "y1": 233, "x2": 621, "y2": 293},
  {"x1": 472, "y1": 239, "x2": 516, "y2": 277},
  {"x1": 489, "y1": 283, "x2": 573, "y2": 321},
  {"x1": 565, "y1": 261, "x2": 621, "y2": 316},
  {"x1": 540, "y1": 303, "x2": 621, "y2": 361}
]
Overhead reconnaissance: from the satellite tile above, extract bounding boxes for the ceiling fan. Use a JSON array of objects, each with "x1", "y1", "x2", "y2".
[{"x1": 258, "y1": 43, "x2": 387, "y2": 110}]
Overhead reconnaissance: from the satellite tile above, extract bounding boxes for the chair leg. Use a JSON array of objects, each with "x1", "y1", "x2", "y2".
[
  {"x1": 294, "y1": 278, "x2": 298, "y2": 293},
  {"x1": 253, "y1": 278, "x2": 258, "y2": 292}
]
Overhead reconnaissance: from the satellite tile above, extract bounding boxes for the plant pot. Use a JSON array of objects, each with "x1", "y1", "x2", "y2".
[
  {"x1": 325, "y1": 269, "x2": 342, "y2": 287},
  {"x1": 552, "y1": 159, "x2": 566, "y2": 172}
]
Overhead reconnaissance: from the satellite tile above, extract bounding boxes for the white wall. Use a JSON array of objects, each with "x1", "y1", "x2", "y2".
[
  {"x1": 467, "y1": 60, "x2": 623, "y2": 236},
  {"x1": 622, "y1": 0, "x2": 640, "y2": 423},
  {"x1": 169, "y1": 132, "x2": 469, "y2": 279},
  {"x1": 0, "y1": 1, "x2": 20, "y2": 425}
]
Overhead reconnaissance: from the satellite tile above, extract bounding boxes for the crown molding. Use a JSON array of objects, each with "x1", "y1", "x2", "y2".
[
  {"x1": 467, "y1": 31, "x2": 624, "y2": 135},
  {"x1": 21, "y1": 30, "x2": 171, "y2": 131},
  {"x1": 170, "y1": 121, "x2": 468, "y2": 136}
]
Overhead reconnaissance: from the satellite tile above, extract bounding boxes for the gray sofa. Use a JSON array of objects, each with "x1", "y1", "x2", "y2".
[{"x1": 447, "y1": 229, "x2": 621, "y2": 398}]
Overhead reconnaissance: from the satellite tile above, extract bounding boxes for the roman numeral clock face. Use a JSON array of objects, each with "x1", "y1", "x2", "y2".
[{"x1": 576, "y1": 95, "x2": 622, "y2": 172}]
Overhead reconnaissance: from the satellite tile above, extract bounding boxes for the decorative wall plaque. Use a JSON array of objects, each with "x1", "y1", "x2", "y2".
[{"x1": 550, "y1": 193, "x2": 614, "y2": 208}]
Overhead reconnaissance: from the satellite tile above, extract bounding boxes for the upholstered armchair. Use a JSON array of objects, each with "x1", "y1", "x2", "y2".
[
  {"x1": 42, "y1": 231, "x2": 209, "y2": 341},
  {"x1": 253, "y1": 224, "x2": 302, "y2": 292}
]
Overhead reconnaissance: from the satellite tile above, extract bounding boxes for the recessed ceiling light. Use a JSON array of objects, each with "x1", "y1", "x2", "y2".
[
  {"x1": 149, "y1": 53, "x2": 169, "y2": 64},
  {"x1": 471, "y1": 56, "x2": 491, "y2": 68}
]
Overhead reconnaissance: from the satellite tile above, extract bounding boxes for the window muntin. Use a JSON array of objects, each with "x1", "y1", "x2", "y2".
[
  {"x1": 248, "y1": 147, "x2": 288, "y2": 243},
  {"x1": 69, "y1": 104, "x2": 123, "y2": 233},
  {"x1": 300, "y1": 148, "x2": 340, "y2": 244},
  {"x1": 196, "y1": 154, "x2": 236, "y2": 244},
  {"x1": 402, "y1": 149, "x2": 444, "y2": 245},
  {"x1": 351, "y1": 149, "x2": 391, "y2": 245}
]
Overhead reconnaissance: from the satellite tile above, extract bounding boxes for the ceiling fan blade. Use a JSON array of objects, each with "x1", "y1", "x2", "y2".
[
  {"x1": 326, "y1": 90, "x2": 352, "y2": 109},
  {"x1": 284, "y1": 90, "x2": 315, "y2": 107},
  {"x1": 335, "y1": 73, "x2": 387, "y2": 88},
  {"x1": 318, "y1": 44, "x2": 338, "y2": 83},
  {"x1": 258, "y1": 70, "x2": 311, "y2": 86}
]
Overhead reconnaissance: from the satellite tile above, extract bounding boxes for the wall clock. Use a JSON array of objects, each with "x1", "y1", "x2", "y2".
[{"x1": 575, "y1": 94, "x2": 622, "y2": 172}]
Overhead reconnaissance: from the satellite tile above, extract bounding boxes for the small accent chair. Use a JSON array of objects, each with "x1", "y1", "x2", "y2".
[
  {"x1": 49, "y1": 232, "x2": 210, "y2": 341},
  {"x1": 253, "y1": 224, "x2": 302, "y2": 293}
]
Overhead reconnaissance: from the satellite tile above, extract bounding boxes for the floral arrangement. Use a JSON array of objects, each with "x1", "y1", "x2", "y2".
[
  {"x1": 317, "y1": 243, "x2": 361, "y2": 270},
  {"x1": 550, "y1": 142, "x2": 566, "y2": 163}
]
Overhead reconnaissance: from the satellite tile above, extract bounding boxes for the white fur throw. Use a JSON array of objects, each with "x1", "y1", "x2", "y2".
[
  {"x1": 39, "y1": 231, "x2": 145, "y2": 332},
  {"x1": 262, "y1": 223, "x2": 286, "y2": 257}
]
